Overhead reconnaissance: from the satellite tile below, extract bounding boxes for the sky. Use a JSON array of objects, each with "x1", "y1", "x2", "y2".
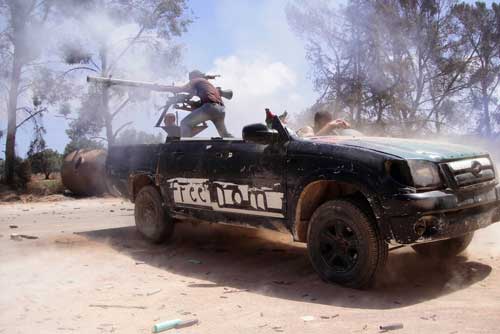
[{"x1": 2, "y1": 0, "x2": 316, "y2": 157}]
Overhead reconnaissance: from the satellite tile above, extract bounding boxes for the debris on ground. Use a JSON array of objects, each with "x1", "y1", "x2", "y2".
[
  {"x1": 146, "y1": 289, "x2": 162, "y2": 296},
  {"x1": 188, "y1": 259, "x2": 202, "y2": 264},
  {"x1": 9, "y1": 225, "x2": 18, "y2": 228},
  {"x1": 88, "y1": 304, "x2": 147, "y2": 310},
  {"x1": 379, "y1": 323, "x2": 404, "y2": 332},
  {"x1": 10, "y1": 234, "x2": 22, "y2": 241},
  {"x1": 300, "y1": 315, "x2": 315, "y2": 322},
  {"x1": 20, "y1": 234, "x2": 38, "y2": 239},
  {"x1": 55, "y1": 239, "x2": 75, "y2": 245},
  {"x1": 320, "y1": 314, "x2": 339, "y2": 319},
  {"x1": 10, "y1": 233, "x2": 38, "y2": 240},
  {"x1": 152, "y1": 318, "x2": 198, "y2": 333}
]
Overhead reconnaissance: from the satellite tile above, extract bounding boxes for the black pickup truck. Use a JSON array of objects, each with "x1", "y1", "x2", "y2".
[{"x1": 107, "y1": 117, "x2": 500, "y2": 288}]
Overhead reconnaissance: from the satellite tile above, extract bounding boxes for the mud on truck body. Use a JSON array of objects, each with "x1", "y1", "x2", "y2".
[{"x1": 107, "y1": 117, "x2": 500, "y2": 288}]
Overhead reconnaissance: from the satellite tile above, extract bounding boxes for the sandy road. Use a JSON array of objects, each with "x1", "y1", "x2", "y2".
[{"x1": 1, "y1": 198, "x2": 500, "y2": 334}]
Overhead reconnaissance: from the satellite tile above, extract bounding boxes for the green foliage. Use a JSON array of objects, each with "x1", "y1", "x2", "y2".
[
  {"x1": 12, "y1": 157, "x2": 32, "y2": 189},
  {"x1": 28, "y1": 149, "x2": 63, "y2": 179},
  {"x1": 63, "y1": 89, "x2": 106, "y2": 156},
  {"x1": 63, "y1": 138, "x2": 104, "y2": 156},
  {"x1": 0, "y1": 158, "x2": 28, "y2": 187}
]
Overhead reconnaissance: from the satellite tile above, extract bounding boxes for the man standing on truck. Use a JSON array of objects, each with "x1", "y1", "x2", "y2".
[
  {"x1": 160, "y1": 70, "x2": 232, "y2": 138},
  {"x1": 297, "y1": 111, "x2": 350, "y2": 137}
]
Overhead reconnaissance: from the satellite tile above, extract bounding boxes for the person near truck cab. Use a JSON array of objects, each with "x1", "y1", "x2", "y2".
[
  {"x1": 297, "y1": 111, "x2": 350, "y2": 137},
  {"x1": 162, "y1": 112, "x2": 181, "y2": 138},
  {"x1": 160, "y1": 70, "x2": 232, "y2": 138}
]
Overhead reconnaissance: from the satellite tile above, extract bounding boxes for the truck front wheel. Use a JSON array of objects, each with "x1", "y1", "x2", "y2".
[
  {"x1": 307, "y1": 200, "x2": 388, "y2": 289},
  {"x1": 411, "y1": 233, "x2": 474, "y2": 258},
  {"x1": 134, "y1": 186, "x2": 174, "y2": 244}
]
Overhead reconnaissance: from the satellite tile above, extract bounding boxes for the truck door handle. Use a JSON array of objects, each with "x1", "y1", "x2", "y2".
[{"x1": 173, "y1": 151, "x2": 184, "y2": 157}]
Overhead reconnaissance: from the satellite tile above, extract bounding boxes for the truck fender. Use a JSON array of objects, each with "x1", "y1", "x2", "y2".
[
  {"x1": 289, "y1": 169, "x2": 390, "y2": 242},
  {"x1": 128, "y1": 173, "x2": 156, "y2": 202}
]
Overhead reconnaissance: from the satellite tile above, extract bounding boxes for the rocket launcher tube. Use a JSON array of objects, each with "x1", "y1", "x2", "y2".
[{"x1": 87, "y1": 76, "x2": 173, "y2": 92}]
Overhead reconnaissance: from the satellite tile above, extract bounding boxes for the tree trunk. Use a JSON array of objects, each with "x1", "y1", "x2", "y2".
[
  {"x1": 481, "y1": 87, "x2": 492, "y2": 137},
  {"x1": 4, "y1": 57, "x2": 22, "y2": 185},
  {"x1": 45, "y1": 172, "x2": 50, "y2": 180},
  {"x1": 435, "y1": 110, "x2": 441, "y2": 134},
  {"x1": 99, "y1": 47, "x2": 113, "y2": 148}
]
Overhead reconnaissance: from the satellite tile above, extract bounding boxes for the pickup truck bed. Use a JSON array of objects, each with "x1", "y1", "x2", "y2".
[{"x1": 106, "y1": 144, "x2": 162, "y2": 196}]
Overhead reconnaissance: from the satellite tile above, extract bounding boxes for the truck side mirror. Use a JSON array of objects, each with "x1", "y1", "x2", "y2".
[{"x1": 242, "y1": 123, "x2": 280, "y2": 145}]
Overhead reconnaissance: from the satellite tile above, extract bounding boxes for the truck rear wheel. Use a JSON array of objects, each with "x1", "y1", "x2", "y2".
[
  {"x1": 307, "y1": 200, "x2": 388, "y2": 289},
  {"x1": 134, "y1": 186, "x2": 174, "y2": 244},
  {"x1": 411, "y1": 232, "x2": 474, "y2": 258}
]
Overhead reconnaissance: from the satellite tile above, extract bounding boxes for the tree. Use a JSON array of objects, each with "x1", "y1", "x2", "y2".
[
  {"x1": 28, "y1": 149, "x2": 62, "y2": 179},
  {"x1": 286, "y1": 0, "x2": 474, "y2": 136},
  {"x1": 0, "y1": 0, "x2": 70, "y2": 186},
  {"x1": 1, "y1": 0, "x2": 49, "y2": 185},
  {"x1": 59, "y1": 0, "x2": 191, "y2": 148},
  {"x1": 62, "y1": 87, "x2": 106, "y2": 156},
  {"x1": 453, "y1": 2, "x2": 500, "y2": 136},
  {"x1": 25, "y1": 113, "x2": 62, "y2": 179}
]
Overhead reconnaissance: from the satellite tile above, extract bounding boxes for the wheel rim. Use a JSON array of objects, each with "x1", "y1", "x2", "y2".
[
  {"x1": 319, "y1": 219, "x2": 359, "y2": 272},
  {"x1": 137, "y1": 192, "x2": 159, "y2": 237}
]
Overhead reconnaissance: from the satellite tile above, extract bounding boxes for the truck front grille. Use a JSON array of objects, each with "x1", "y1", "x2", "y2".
[{"x1": 442, "y1": 157, "x2": 496, "y2": 188}]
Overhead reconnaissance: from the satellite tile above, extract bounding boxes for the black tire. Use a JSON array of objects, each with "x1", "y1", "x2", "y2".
[
  {"x1": 411, "y1": 232, "x2": 474, "y2": 259},
  {"x1": 307, "y1": 199, "x2": 388, "y2": 289},
  {"x1": 134, "y1": 185, "x2": 174, "y2": 244}
]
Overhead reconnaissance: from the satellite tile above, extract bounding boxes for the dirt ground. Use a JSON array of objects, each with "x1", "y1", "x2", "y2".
[{"x1": 1, "y1": 198, "x2": 500, "y2": 334}]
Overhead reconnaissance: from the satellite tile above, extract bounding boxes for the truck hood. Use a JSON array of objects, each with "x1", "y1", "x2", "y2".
[{"x1": 308, "y1": 136, "x2": 488, "y2": 162}]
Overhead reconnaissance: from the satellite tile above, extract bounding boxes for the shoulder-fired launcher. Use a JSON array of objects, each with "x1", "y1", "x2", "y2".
[
  {"x1": 87, "y1": 75, "x2": 233, "y2": 100},
  {"x1": 87, "y1": 76, "x2": 171, "y2": 92}
]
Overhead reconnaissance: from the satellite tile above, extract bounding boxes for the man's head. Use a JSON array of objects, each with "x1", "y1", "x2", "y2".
[
  {"x1": 314, "y1": 110, "x2": 333, "y2": 132},
  {"x1": 164, "y1": 113, "x2": 176, "y2": 126},
  {"x1": 189, "y1": 70, "x2": 205, "y2": 80}
]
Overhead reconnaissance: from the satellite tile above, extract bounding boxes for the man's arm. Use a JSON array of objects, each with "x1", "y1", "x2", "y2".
[{"x1": 316, "y1": 119, "x2": 351, "y2": 136}]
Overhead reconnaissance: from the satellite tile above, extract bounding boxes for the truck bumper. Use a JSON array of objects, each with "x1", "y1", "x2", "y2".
[{"x1": 384, "y1": 184, "x2": 500, "y2": 244}]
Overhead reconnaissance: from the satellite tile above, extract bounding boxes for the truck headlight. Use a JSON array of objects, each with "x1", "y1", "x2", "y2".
[{"x1": 407, "y1": 160, "x2": 442, "y2": 189}]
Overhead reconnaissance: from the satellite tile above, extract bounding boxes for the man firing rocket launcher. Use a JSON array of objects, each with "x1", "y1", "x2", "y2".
[{"x1": 87, "y1": 70, "x2": 234, "y2": 138}]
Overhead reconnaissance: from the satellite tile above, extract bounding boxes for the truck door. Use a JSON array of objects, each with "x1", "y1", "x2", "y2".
[
  {"x1": 158, "y1": 140, "x2": 212, "y2": 216},
  {"x1": 205, "y1": 139, "x2": 287, "y2": 223}
]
